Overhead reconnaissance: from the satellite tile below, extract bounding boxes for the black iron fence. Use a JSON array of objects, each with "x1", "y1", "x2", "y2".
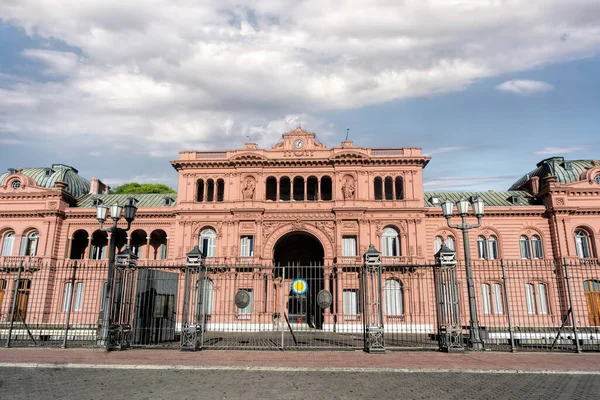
[{"x1": 1, "y1": 257, "x2": 599, "y2": 352}]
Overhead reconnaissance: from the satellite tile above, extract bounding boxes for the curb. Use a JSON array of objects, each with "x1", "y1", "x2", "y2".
[{"x1": 1, "y1": 362, "x2": 599, "y2": 375}]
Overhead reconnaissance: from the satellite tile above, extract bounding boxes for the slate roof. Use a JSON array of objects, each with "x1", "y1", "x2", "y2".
[
  {"x1": 509, "y1": 157, "x2": 599, "y2": 190},
  {"x1": 424, "y1": 191, "x2": 541, "y2": 208},
  {"x1": 0, "y1": 164, "x2": 90, "y2": 198},
  {"x1": 77, "y1": 193, "x2": 177, "y2": 208}
]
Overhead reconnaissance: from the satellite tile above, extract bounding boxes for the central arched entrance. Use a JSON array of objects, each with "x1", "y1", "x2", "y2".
[{"x1": 273, "y1": 232, "x2": 325, "y2": 329}]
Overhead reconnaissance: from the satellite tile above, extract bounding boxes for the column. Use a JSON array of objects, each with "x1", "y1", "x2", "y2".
[
  {"x1": 276, "y1": 178, "x2": 280, "y2": 201},
  {"x1": 145, "y1": 237, "x2": 151, "y2": 259},
  {"x1": 87, "y1": 235, "x2": 92, "y2": 259},
  {"x1": 317, "y1": 178, "x2": 321, "y2": 201},
  {"x1": 66, "y1": 237, "x2": 73, "y2": 259},
  {"x1": 165, "y1": 237, "x2": 170, "y2": 260},
  {"x1": 304, "y1": 178, "x2": 307, "y2": 201},
  {"x1": 392, "y1": 178, "x2": 396, "y2": 200}
]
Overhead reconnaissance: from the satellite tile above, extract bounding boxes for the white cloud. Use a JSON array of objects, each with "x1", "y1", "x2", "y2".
[
  {"x1": 423, "y1": 146, "x2": 467, "y2": 156},
  {"x1": 424, "y1": 176, "x2": 510, "y2": 189},
  {"x1": 0, "y1": 1, "x2": 599, "y2": 157},
  {"x1": 534, "y1": 146, "x2": 587, "y2": 155},
  {"x1": 496, "y1": 79, "x2": 554, "y2": 95}
]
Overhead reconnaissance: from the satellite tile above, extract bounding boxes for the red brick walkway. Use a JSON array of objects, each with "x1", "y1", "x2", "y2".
[{"x1": 1, "y1": 348, "x2": 599, "y2": 372}]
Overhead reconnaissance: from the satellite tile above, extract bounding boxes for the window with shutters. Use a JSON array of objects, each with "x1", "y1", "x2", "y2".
[
  {"x1": 382, "y1": 227, "x2": 400, "y2": 256},
  {"x1": 1, "y1": 231, "x2": 15, "y2": 256},
  {"x1": 199, "y1": 228, "x2": 217, "y2": 257},
  {"x1": 240, "y1": 236, "x2": 254, "y2": 257},
  {"x1": 525, "y1": 282, "x2": 549, "y2": 315},
  {"x1": 384, "y1": 279, "x2": 403, "y2": 316},
  {"x1": 20, "y1": 231, "x2": 39, "y2": 256},
  {"x1": 343, "y1": 289, "x2": 359, "y2": 315}
]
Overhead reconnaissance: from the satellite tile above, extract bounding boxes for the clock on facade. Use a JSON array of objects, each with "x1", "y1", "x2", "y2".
[
  {"x1": 293, "y1": 139, "x2": 304, "y2": 149},
  {"x1": 11, "y1": 181, "x2": 21, "y2": 190}
]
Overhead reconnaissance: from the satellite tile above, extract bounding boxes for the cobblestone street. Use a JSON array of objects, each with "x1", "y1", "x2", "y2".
[{"x1": 1, "y1": 367, "x2": 600, "y2": 399}]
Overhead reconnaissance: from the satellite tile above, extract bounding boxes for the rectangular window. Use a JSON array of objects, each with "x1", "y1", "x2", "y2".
[
  {"x1": 63, "y1": 282, "x2": 73, "y2": 312},
  {"x1": 537, "y1": 283, "x2": 548, "y2": 315},
  {"x1": 488, "y1": 239, "x2": 498, "y2": 260},
  {"x1": 343, "y1": 289, "x2": 359, "y2": 314},
  {"x1": 520, "y1": 239, "x2": 531, "y2": 259},
  {"x1": 237, "y1": 289, "x2": 253, "y2": 314},
  {"x1": 477, "y1": 239, "x2": 488, "y2": 259},
  {"x1": 342, "y1": 236, "x2": 357, "y2": 257},
  {"x1": 74, "y1": 282, "x2": 84, "y2": 312},
  {"x1": 481, "y1": 284, "x2": 491, "y2": 315},
  {"x1": 99, "y1": 282, "x2": 107, "y2": 311},
  {"x1": 525, "y1": 283, "x2": 536, "y2": 314},
  {"x1": 1, "y1": 235, "x2": 14, "y2": 256},
  {"x1": 493, "y1": 283, "x2": 504, "y2": 314},
  {"x1": 240, "y1": 236, "x2": 254, "y2": 257}
]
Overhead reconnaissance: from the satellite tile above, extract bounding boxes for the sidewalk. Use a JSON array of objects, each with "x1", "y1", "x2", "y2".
[{"x1": 1, "y1": 348, "x2": 599, "y2": 373}]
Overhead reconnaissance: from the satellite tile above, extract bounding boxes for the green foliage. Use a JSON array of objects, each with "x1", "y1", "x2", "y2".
[{"x1": 109, "y1": 182, "x2": 176, "y2": 194}]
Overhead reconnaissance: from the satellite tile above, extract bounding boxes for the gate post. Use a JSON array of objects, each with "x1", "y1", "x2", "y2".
[
  {"x1": 434, "y1": 244, "x2": 464, "y2": 352},
  {"x1": 362, "y1": 245, "x2": 385, "y2": 354},
  {"x1": 107, "y1": 247, "x2": 138, "y2": 351},
  {"x1": 180, "y1": 246, "x2": 205, "y2": 351}
]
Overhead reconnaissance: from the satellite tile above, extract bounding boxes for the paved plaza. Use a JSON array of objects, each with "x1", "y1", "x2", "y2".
[
  {"x1": 1, "y1": 348, "x2": 600, "y2": 399},
  {"x1": 1, "y1": 367, "x2": 600, "y2": 400}
]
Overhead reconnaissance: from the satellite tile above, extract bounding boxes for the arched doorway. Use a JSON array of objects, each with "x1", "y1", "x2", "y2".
[{"x1": 273, "y1": 232, "x2": 325, "y2": 329}]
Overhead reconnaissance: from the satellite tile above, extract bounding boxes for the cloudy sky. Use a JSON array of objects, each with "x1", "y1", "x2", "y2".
[{"x1": 1, "y1": 1, "x2": 599, "y2": 191}]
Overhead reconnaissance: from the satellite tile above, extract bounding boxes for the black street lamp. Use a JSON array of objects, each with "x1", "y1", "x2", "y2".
[
  {"x1": 181, "y1": 245, "x2": 206, "y2": 351},
  {"x1": 442, "y1": 196, "x2": 485, "y2": 351},
  {"x1": 96, "y1": 202, "x2": 137, "y2": 348}
]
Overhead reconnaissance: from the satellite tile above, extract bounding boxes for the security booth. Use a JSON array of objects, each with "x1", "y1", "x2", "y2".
[
  {"x1": 434, "y1": 244, "x2": 464, "y2": 352},
  {"x1": 362, "y1": 244, "x2": 385, "y2": 353}
]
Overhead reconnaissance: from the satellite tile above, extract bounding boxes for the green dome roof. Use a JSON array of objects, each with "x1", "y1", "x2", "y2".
[{"x1": 0, "y1": 164, "x2": 91, "y2": 198}]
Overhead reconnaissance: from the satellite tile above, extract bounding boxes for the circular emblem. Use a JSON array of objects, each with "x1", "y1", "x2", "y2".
[
  {"x1": 234, "y1": 290, "x2": 250, "y2": 309},
  {"x1": 11, "y1": 181, "x2": 21, "y2": 190},
  {"x1": 293, "y1": 139, "x2": 304, "y2": 149},
  {"x1": 317, "y1": 290, "x2": 333, "y2": 309},
  {"x1": 291, "y1": 279, "x2": 308, "y2": 295}
]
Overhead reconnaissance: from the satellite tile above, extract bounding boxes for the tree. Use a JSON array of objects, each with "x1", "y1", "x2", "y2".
[{"x1": 109, "y1": 182, "x2": 176, "y2": 194}]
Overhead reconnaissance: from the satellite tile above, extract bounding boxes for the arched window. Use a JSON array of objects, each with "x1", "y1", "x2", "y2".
[
  {"x1": 374, "y1": 177, "x2": 383, "y2": 200},
  {"x1": 481, "y1": 283, "x2": 504, "y2": 315},
  {"x1": 216, "y1": 179, "x2": 225, "y2": 202},
  {"x1": 197, "y1": 278, "x2": 214, "y2": 315},
  {"x1": 384, "y1": 177, "x2": 393, "y2": 200},
  {"x1": 434, "y1": 236, "x2": 443, "y2": 254},
  {"x1": 150, "y1": 229, "x2": 168, "y2": 260},
  {"x1": 306, "y1": 176, "x2": 318, "y2": 201},
  {"x1": 382, "y1": 227, "x2": 400, "y2": 257},
  {"x1": 575, "y1": 229, "x2": 592, "y2": 258},
  {"x1": 477, "y1": 236, "x2": 488, "y2": 259},
  {"x1": 199, "y1": 228, "x2": 217, "y2": 257},
  {"x1": 279, "y1": 177, "x2": 291, "y2": 201},
  {"x1": 20, "y1": 231, "x2": 39, "y2": 256},
  {"x1": 384, "y1": 279, "x2": 403, "y2": 315},
  {"x1": 69, "y1": 230, "x2": 89, "y2": 260},
  {"x1": 477, "y1": 235, "x2": 498, "y2": 259},
  {"x1": 89, "y1": 231, "x2": 108, "y2": 260},
  {"x1": 445, "y1": 236, "x2": 455, "y2": 251},
  {"x1": 525, "y1": 282, "x2": 548, "y2": 315},
  {"x1": 1, "y1": 231, "x2": 15, "y2": 256},
  {"x1": 395, "y1": 177, "x2": 404, "y2": 200},
  {"x1": 265, "y1": 177, "x2": 277, "y2": 201},
  {"x1": 520, "y1": 235, "x2": 531, "y2": 259},
  {"x1": 531, "y1": 235, "x2": 543, "y2": 259},
  {"x1": 206, "y1": 179, "x2": 215, "y2": 202},
  {"x1": 293, "y1": 176, "x2": 305, "y2": 201},
  {"x1": 129, "y1": 230, "x2": 147, "y2": 258},
  {"x1": 196, "y1": 179, "x2": 205, "y2": 202},
  {"x1": 320, "y1": 176, "x2": 332, "y2": 201}
]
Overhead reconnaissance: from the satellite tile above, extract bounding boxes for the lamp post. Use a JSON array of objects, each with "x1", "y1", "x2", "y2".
[
  {"x1": 96, "y1": 202, "x2": 137, "y2": 348},
  {"x1": 441, "y1": 196, "x2": 485, "y2": 351}
]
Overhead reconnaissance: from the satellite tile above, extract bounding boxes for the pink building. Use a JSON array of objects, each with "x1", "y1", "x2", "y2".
[{"x1": 1, "y1": 128, "x2": 600, "y2": 350}]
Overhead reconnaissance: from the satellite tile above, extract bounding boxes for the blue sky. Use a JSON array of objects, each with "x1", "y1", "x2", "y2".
[{"x1": 1, "y1": 2, "x2": 599, "y2": 192}]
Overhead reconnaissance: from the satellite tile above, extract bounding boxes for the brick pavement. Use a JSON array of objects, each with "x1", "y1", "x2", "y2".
[{"x1": 1, "y1": 348, "x2": 600, "y2": 373}]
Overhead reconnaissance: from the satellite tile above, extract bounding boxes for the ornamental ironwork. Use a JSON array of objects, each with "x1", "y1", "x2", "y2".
[
  {"x1": 317, "y1": 289, "x2": 333, "y2": 309},
  {"x1": 235, "y1": 290, "x2": 251, "y2": 309}
]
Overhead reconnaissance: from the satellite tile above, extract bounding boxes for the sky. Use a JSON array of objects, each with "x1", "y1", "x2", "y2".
[{"x1": 0, "y1": 1, "x2": 599, "y2": 192}]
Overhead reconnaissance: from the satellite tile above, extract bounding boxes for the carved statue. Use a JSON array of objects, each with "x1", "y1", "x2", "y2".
[
  {"x1": 242, "y1": 179, "x2": 255, "y2": 200},
  {"x1": 342, "y1": 178, "x2": 355, "y2": 200}
]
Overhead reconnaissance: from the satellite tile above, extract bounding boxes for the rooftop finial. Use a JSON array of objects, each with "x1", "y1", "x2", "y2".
[{"x1": 345, "y1": 127, "x2": 350, "y2": 141}]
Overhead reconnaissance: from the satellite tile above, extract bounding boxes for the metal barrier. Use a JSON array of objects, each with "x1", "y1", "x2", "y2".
[{"x1": 1, "y1": 257, "x2": 599, "y2": 352}]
